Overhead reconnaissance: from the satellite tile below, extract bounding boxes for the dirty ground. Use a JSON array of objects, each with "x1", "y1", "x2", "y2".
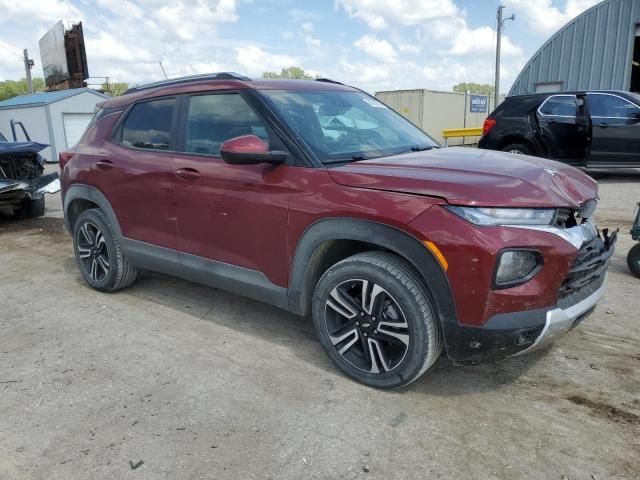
[{"x1": 0, "y1": 167, "x2": 638, "y2": 479}]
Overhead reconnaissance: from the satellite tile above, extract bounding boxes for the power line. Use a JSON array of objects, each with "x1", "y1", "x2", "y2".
[{"x1": 0, "y1": 42, "x2": 23, "y2": 60}]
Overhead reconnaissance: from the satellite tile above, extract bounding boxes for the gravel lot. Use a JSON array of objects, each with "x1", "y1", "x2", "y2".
[{"x1": 0, "y1": 167, "x2": 639, "y2": 480}]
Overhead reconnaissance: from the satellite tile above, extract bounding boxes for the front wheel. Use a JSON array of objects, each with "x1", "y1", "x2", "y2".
[
  {"x1": 627, "y1": 244, "x2": 640, "y2": 278},
  {"x1": 16, "y1": 197, "x2": 45, "y2": 218},
  {"x1": 312, "y1": 252, "x2": 442, "y2": 389}
]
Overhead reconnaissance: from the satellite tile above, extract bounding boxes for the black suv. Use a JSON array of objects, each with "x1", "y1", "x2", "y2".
[{"x1": 479, "y1": 90, "x2": 640, "y2": 167}]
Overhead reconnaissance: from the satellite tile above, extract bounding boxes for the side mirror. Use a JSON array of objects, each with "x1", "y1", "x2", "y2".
[{"x1": 220, "y1": 135, "x2": 287, "y2": 165}]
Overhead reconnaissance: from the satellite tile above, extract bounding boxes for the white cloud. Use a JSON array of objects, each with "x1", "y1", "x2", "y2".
[
  {"x1": 504, "y1": 0, "x2": 600, "y2": 35},
  {"x1": 336, "y1": 0, "x2": 459, "y2": 29},
  {"x1": 448, "y1": 26, "x2": 522, "y2": 57},
  {"x1": 234, "y1": 46, "x2": 298, "y2": 76},
  {"x1": 354, "y1": 35, "x2": 397, "y2": 63}
]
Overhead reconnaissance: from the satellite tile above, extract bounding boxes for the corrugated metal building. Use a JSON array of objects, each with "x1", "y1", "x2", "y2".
[
  {"x1": 375, "y1": 89, "x2": 501, "y2": 144},
  {"x1": 510, "y1": 0, "x2": 640, "y2": 96},
  {"x1": 0, "y1": 88, "x2": 109, "y2": 162}
]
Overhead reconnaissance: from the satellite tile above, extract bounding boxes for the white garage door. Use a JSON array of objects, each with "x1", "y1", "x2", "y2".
[{"x1": 63, "y1": 113, "x2": 93, "y2": 148}]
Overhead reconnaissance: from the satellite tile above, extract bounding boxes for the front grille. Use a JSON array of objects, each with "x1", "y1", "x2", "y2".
[{"x1": 558, "y1": 234, "x2": 614, "y2": 308}]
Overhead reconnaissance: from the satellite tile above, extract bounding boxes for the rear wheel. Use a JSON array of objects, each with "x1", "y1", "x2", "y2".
[
  {"x1": 502, "y1": 143, "x2": 533, "y2": 155},
  {"x1": 312, "y1": 252, "x2": 442, "y2": 389},
  {"x1": 627, "y1": 244, "x2": 640, "y2": 278},
  {"x1": 72, "y1": 209, "x2": 138, "y2": 292}
]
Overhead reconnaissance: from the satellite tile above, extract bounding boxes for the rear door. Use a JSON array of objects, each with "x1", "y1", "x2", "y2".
[
  {"x1": 536, "y1": 94, "x2": 589, "y2": 165},
  {"x1": 93, "y1": 96, "x2": 179, "y2": 250},
  {"x1": 586, "y1": 92, "x2": 640, "y2": 166}
]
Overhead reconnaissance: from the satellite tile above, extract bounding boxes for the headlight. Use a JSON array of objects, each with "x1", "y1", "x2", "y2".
[
  {"x1": 445, "y1": 206, "x2": 556, "y2": 226},
  {"x1": 494, "y1": 250, "x2": 543, "y2": 288}
]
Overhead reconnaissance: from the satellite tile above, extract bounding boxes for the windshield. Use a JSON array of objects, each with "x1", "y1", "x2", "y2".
[{"x1": 261, "y1": 90, "x2": 439, "y2": 163}]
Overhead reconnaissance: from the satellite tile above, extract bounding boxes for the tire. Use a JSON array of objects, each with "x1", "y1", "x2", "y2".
[
  {"x1": 72, "y1": 208, "x2": 138, "y2": 292},
  {"x1": 502, "y1": 143, "x2": 533, "y2": 155},
  {"x1": 16, "y1": 197, "x2": 45, "y2": 218},
  {"x1": 312, "y1": 251, "x2": 443, "y2": 389},
  {"x1": 627, "y1": 244, "x2": 640, "y2": 278}
]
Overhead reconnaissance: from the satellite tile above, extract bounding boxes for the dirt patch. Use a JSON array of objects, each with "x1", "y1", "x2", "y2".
[
  {"x1": 0, "y1": 216, "x2": 68, "y2": 243},
  {"x1": 567, "y1": 394, "x2": 640, "y2": 425}
]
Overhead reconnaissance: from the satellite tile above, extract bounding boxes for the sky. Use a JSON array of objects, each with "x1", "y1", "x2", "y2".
[{"x1": 0, "y1": 0, "x2": 602, "y2": 94}]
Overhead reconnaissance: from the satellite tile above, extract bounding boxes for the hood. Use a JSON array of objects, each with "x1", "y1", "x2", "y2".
[
  {"x1": 0, "y1": 141, "x2": 48, "y2": 156},
  {"x1": 328, "y1": 147, "x2": 597, "y2": 208}
]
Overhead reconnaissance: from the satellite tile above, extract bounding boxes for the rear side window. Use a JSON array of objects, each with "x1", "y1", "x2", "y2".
[
  {"x1": 121, "y1": 98, "x2": 176, "y2": 150},
  {"x1": 538, "y1": 96, "x2": 577, "y2": 117},
  {"x1": 185, "y1": 93, "x2": 268, "y2": 156}
]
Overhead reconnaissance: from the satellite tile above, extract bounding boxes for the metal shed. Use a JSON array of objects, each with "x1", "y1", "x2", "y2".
[
  {"x1": 0, "y1": 88, "x2": 109, "y2": 162},
  {"x1": 509, "y1": 0, "x2": 640, "y2": 96}
]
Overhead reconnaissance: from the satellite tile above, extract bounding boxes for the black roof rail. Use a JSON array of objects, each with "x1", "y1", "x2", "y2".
[
  {"x1": 124, "y1": 72, "x2": 252, "y2": 95},
  {"x1": 315, "y1": 78, "x2": 344, "y2": 85}
]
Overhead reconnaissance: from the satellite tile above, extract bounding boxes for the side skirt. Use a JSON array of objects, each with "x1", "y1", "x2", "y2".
[{"x1": 120, "y1": 238, "x2": 290, "y2": 311}]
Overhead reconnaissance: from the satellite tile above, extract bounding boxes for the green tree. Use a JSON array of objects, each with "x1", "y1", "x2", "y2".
[
  {"x1": 262, "y1": 67, "x2": 316, "y2": 80},
  {"x1": 453, "y1": 83, "x2": 495, "y2": 96},
  {"x1": 0, "y1": 78, "x2": 46, "y2": 102},
  {"x1": 101, "y1": 81, "x2": 129, "y2": 97}
]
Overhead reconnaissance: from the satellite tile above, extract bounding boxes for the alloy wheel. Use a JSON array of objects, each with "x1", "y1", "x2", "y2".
[
  {"x1": 76, "y1": 221, "x2": 110, "y2": 282},
  {"x1": 324, "y1": 279, "x2": 410, "y2": 374}
]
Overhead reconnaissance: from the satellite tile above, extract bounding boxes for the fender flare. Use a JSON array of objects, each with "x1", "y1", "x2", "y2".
[
  {"x1": 288, "y1": 217, "x2": 459, "y2": 350},
  {"x1": 63, "y1": 184, "x2": 122, "y2": 237}
]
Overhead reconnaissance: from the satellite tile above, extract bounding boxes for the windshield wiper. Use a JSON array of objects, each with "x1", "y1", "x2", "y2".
[
  {"x1": 408, "y1": 145, "x2": 437, "y2": 152},
  {"x1": 323, "y1": 154, "x2": 370, "y2": 165}
]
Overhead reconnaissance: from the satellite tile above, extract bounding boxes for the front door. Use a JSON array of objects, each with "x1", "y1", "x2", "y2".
[
  {"x1": 171, "y1": 91, "x2": 291, "y2": 287},
  {"x1": 587, "y1": 92, "x2": 640, "y2": 166},
  {"x1": 536, "y1": 94, "x2": 588, "y2": 165}
]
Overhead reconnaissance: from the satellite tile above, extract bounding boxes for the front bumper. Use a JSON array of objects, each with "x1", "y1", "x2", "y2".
[
  {"x1": 443, "y1": 229, "x2": 616, "y2": 365},
  {"x1": 513, "y1": 275, "x2": 606, "y2": 356}
]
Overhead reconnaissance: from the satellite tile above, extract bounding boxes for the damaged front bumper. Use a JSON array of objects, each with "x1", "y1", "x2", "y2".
[
  {"x1": 0, "y1": 172, "x2": 60, "y2": 197},
  {"x1": 447, "y1": 228, "x2": 617, "y2": 365}
]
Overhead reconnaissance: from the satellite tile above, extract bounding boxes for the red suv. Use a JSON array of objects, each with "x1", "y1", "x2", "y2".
[{"x1": 60, "y1": 73, "x2": 616, "y2": 388}]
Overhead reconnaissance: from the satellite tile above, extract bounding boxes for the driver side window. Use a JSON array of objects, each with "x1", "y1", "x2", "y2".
[
  {"x1": 587, "y1": 94, "x2": 640, "y2": 122},
  {"x1": 185, "y1": 93, "x2": 269, "y2": 156}
]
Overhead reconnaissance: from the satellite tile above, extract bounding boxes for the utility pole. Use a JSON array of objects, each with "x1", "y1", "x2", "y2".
[
  {"x1": 494, "y1": 6, "x2": 515, "y2": 107},
  {"x1": 23, "y1": 49, "x2": 34, "y2": 94}
]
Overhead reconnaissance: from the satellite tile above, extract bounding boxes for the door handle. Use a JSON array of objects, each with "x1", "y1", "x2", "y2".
[
  {"x1": 96, "y1": 159, "x2": 113, "y2": 170},
  {"x1": 175, "y1": 168, "x2": 201, "y2": 181},
  {"x1": 598, "y1": 123, "x2": 609, "y2": 129}
]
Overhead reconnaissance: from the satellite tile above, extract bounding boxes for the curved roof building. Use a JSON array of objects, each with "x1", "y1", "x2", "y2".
[{"x1": 509, "y1": 0, "x2": 640, "y2": 96}]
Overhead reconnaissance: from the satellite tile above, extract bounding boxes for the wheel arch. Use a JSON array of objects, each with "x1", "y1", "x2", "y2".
[
  {"x1": 63, "y1": 184, "x2": 122, "y2": 237},
  {"x1": 289, "y1": 218, "x2": 458, "y2": 341},
  {"x1": 499, "y1": 135, "x2": 541, "y2": 155}
]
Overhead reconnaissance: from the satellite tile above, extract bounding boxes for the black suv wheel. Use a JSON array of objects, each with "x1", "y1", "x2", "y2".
[
  {"x1": 502, "y1": 143, "x2": 533, "y2": 155},
  {"x1": 312, "y1": 251, "x2": 442, "y2": 389},
  {"x1": 72, "y1": 209, "x2": 138, "y2": 292}
]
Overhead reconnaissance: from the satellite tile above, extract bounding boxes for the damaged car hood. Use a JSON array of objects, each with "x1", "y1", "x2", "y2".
[
  {"x1": 0, "y1": 141, "x2": 48, "y2": 157},
  {"x1": 328, "y1": 147, "x2": 598, "y2": 208}
]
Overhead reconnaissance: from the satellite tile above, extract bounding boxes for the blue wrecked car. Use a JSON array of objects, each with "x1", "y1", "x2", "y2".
[{"x1": 0, "y1": 123, "x2": 60, "y2": 218}]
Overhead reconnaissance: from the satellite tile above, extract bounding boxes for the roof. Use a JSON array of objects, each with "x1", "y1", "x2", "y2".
[
  {"x1": 0, "y1": 88, "x2": 110, "y2": 110},
  {"x1": 100, "y1": 77, "x2": 358, "y2": 110}
]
